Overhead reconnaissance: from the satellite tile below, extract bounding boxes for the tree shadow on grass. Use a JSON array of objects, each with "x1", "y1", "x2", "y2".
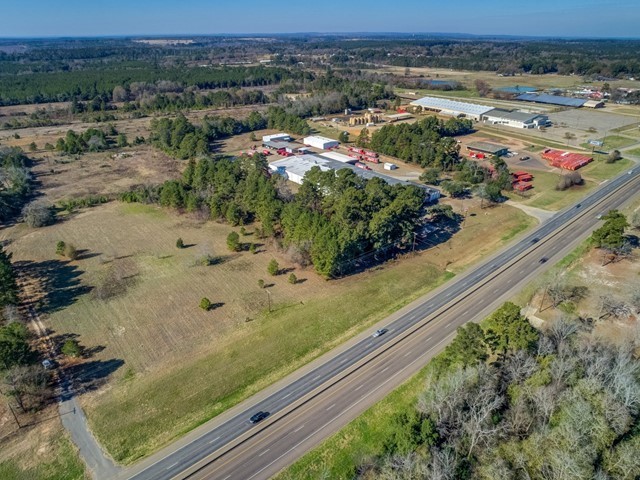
[
  {"x1": 74, "y1": 249, "x2": 102, "y2": 261},
  {"x1": 61, "y1": 359, "x2": 125, "y2": 399},
  {"x1": 14, "y1": 259, "x2": 92, "y2": 314}
]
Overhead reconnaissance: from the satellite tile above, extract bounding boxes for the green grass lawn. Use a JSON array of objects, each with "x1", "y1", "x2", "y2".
[
  {"x1": 396, "y1": 87, "x2": 479, "y2": 99},
  {"x1": 580, "y1": 135, "x2": 638, "y2": 150},
  {"x1": 579, "y1": 157, "x2": 633, "y2": 182},
  {"x1": 625, "y1": 147, "x2": 640, "y2": 157},
  {"x1": 507, "y1": 170, "x2": 595, "y2": 211}
]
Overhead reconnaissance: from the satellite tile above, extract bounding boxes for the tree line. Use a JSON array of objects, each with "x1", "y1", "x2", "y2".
[
  {"x1": 0, "y1": 147, "x2": 33, "y2": 222},
  {"x1": 121, "y1": 154, "x2": 426, "y2": 277},
  {"x1": 356, "y1": 302, "x2": 640, "y2": 480},
  {"x1": 0, "y1": 65, "x2": 304, "y2": 106}
]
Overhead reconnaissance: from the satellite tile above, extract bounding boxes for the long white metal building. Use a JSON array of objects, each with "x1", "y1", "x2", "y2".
[
  {"x1": 303, "y1": 135, "x2": 340, "y2": 150},
  {"x1": 410, "y1": 96, "x2": 494, "y2": 121}
]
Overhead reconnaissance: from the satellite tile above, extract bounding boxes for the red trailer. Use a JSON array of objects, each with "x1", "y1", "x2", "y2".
[{"x1": 355, "y1": 162, "x2": 372, "y2": 170}]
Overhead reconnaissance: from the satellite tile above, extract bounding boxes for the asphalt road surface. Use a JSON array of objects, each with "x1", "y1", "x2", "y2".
[{"x1": 123, "y1": 167, "x2": 640, "y2": 480}]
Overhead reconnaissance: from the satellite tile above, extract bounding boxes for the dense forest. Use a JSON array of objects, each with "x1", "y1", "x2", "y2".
[
  {"x1": 356, "y1": 302, "x2": 640, "y2": 480},
  {"x1": 0, "y1": 65, "x2": 305, "y2": 105},
  {"x1": 121, "y1": 154, "x2": 427, "y2": 277}
]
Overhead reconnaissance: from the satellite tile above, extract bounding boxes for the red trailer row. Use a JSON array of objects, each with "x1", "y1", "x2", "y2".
[
  {"x1": 513, "y1": 182, "x2": 533, "y2": 192},
  {"x1": 355, "y1": 162, "x2": 372, "y2": 170},
  {"x1": 348, "y1": 147, "x2": 380, "y2": 162},
  {"x1": 541, "y1": 149, "x2": 593, "y2": 171}
]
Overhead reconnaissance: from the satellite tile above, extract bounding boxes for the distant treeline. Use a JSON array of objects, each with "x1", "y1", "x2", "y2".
[
  {"x1": 0, "y1": 65, "x2": 306, "y2": 106},
  {"x1": 121, "y1": 155, "x2": 426, "y2": 277}
]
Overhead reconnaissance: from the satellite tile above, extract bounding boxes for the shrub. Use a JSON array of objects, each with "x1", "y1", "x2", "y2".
[
  {"x1": 200, "y1": 297, "x2": 212, "y2": 311},
  {"x1": 606, "y1": 150, "x2": 622, "y2": 164},
  {"x1": 61, "y1": 339, "x2": 82, "y2": 358},
  {"x1": 268, "y1": 259, "x2": 279, "y2": 276},
  {"x1": 288, "y1": 273, "x2": 297, "y2": 284},
  {"x1": 258, "y1": 279, "x2": 265, "y2": 289},
  {"x1": 22, "y1": 201, "x2": 55, "y2": 228},
  {"x1": 240, "y1": 226, "x2": 246, "y2": 236},
  {"x1": 176, "y1": 237, "x2": 184, "y2": 249},
  {"x1": 249, "y1": 243, "x2": 257, "y2": 254},
  {"x1": 227, "y1": 232, "x2": 240, "y2": 252},
  {"x1": 56, "y1": 241, "x2": 66, "y2": 256}
]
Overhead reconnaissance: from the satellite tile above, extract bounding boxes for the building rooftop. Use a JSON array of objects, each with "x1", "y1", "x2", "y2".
[
  {"x1": 484, "y1": 109, "x2": 546, "y2": 122},
  {"x1": 410, "y1": 96, "x2": 494, "y2": 116},
  {"x1": 303, "y1": 135, "x2": 339, "y2": 143},
  {"x1": 516, "y1": 93, "x2": 587, "y2": 107},
  {"x1": 467, "y1": 141, "x2": 509, "y2": 154}
]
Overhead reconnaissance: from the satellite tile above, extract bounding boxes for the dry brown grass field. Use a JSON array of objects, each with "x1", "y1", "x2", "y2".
[{"x1": 1, "y1": 193, "x2": 535, "y2": 462}]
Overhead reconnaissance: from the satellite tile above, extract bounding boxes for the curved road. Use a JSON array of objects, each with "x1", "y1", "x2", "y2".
[{"x1": 123, "y1": 167, "x2": 640, "y2": 480}]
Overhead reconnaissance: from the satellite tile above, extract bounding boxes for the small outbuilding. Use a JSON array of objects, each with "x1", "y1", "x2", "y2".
[
  {"x1": 466, "y1": 141, "x2": 509, "y2": 157},
  {"x1": 584, "y1": 100, "x2": 605, "y2": 108}
]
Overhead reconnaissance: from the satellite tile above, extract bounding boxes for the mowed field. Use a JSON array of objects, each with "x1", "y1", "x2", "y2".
[{"x1": 1, "y1": 196, "x2": 535, "y2": 463}]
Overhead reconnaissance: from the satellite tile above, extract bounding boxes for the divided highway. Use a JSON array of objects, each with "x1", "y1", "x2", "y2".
[{"x1": 124, "y1": 168, "x2": 640, "y2": 480}]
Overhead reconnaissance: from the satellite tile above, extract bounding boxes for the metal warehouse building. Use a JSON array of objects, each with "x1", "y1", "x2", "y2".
[
  {"x1": 410, "y1": 96, "x2": 494, "y2": 121},
  {"x1": 269, "y1": 155, "x2": 440, "y2": 202},
  {"x1": 303, "y1": 135, "x2": 340, "y2": 150},
  {"x1": 482, "y1": 109, "x2": 550, "y2": 129}
]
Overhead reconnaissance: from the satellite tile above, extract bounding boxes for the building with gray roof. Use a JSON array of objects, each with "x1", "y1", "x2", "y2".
[
  {"x1": 482, "y1": 109, "x2": 550, "y2": 129},
  {"x1": 516, "y1": 93, "x2": 587, "y2": 108}
]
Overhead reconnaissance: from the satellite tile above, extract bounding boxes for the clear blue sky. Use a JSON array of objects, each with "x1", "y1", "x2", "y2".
[{"x1": 1, "y1": 0, "x2": 638, "y2": 38}]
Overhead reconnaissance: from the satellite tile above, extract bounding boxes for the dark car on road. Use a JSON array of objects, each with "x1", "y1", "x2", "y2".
[
  {"x1": 249, "y1": 411, "x2": 270, "y2": 424},
  {"x1": 539, "y1": 257, "x2": 548, "y2": 264}
]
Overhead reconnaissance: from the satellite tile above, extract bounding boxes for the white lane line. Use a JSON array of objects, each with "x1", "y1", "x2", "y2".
[
  {"x1": 340, "y1": 358, "x2": 348, "y2": 364},
  {"x1": 355, "y1": 384, "x2": 364, "y2": 391},
  {"x1": 258, "y1": 449, "x2": 270, "y2": 457},
  {"x1": 246, "y1": 335, "x2": 453, "y2": 480},
  {"x1": 381, "y1": 367, "x2": 389, "y2": 373},
  {"x1": 312, "y1": 375, "x2": 321, "y2": 381},
  {"x1": 493, "y1": 288, "x2": 499, "y2": 293},
  {"x1": 462, "y1": 310, "x2": 468, "y2": 316},
  {"x1": 293, "y1": 424, "x2": 305, "y2": 433},
  {"x1": 426, "y1": 336, "x2": 432, "y2": 342},
  {"x1": 281, "y1": 393, "x2": 291, "y2": 400},
  {"x1": 222, "y1": 476, "x2": 231, "y2": 480},
  {"x1": 446, "y1": 321, "x2": 453, "y2": 328},
  {"x1": 166, "y1": 462, "x2": 178, "y2": 470},
  {"x1": 403, "y1": 350, "x2": 413, "y2": 357},
  {"x1": 326, "y1": 403, "x2": 336, "y2": 411},
  {"x1": 366, "y1": 342, "x2": 373, "y2": 347},
  {"x1": 208, "y1": 435, "x2": 221, "y2": 444}
]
